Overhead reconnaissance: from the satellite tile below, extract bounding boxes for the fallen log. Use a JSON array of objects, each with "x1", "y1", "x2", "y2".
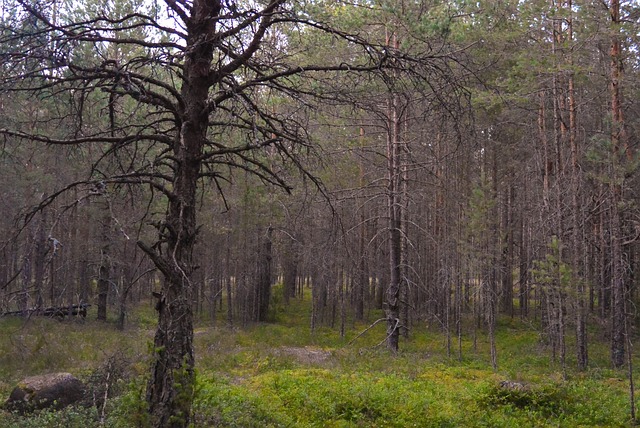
[{"x1": 1, "y1": 303, "x2": 91, "y2": 319}]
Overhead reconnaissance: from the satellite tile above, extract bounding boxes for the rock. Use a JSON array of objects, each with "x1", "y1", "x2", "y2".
[
  {"x1": 5, "y1": 372, "x2": 85, "y2": 413},
  {"x1": 499, "y1": 380, "x2": 529, "y2": 392},
  {"x1": 277, "y1": 346, "x2": 332, "y2": 364}
]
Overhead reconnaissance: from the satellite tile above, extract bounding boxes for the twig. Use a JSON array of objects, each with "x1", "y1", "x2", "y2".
[
  {"x1": 99, "y1": 364, "x2": 111, "y2": 426},
  {"x1": 345, "y1": 317, "x2": 386, "y2": 347}
]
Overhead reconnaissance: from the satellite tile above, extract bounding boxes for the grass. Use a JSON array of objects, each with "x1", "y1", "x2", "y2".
[{"x1": 0, "y1": 293, "x2": 636, "y2": 427}]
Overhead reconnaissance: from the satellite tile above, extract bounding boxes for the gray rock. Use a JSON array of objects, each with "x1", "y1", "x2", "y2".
[
  {"x1": 499, "y1": 380, "x2": 529, "y2": 392},
  {"x1": 5, "y1": 372, "x2": 85, "y2": 413}
]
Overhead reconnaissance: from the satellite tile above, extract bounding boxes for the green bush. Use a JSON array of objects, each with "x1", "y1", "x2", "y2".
[
  {"x1": 104, "y1": 380, "x2": 150, "y2": 428},
  {"x1": 191, "y1": 375, "x2": 290, "y2": 427},
  {"x1": 191, "y1": 368, "x2": 459, "y2": 427},
  {"x1": 477, "y1": 381, "x2": 568, "y2": 417},
  {"x1": 0, "y1": 405, "x2": 99, "y2": 428}
]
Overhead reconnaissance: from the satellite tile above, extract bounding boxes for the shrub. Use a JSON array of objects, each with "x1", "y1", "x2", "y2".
[
  {"x1": 0, "y1": 405, "x2": 99, "y2": 428},
  {"x1": 477, "y1": 381, "x2": 568, "y2": 417}
]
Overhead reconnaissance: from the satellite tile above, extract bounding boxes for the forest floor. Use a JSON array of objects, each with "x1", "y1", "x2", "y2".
[{"x1": 0, "y1": 293, "x2": 636, "y2": 427}]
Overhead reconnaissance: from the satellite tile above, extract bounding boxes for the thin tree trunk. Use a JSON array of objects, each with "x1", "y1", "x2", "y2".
[
  {"x1": 609, "y1": 0, "x2": 626, "y2": 369},
  {"x1": 501, "y1": 185, "x2": 514, "y2": 315},
  {"x1": 567, "y1": 2, "x2": 587, "y2": 369},
  {"x1": 257, "y1": 227, "x2": 273, "y2": 322},
  {"x1": 283, "y1": 237, "x2": 298, "y2": 306},
  {"x1": 97, "y1": 200, "x2": 111, "y2": 321},
  {"x1": 385, "y1": 30, "x2": 402, "y2": 353},
  {"x1": 33, "y1": 212, "x2": 47, "y2": 310},
  {"x1": 225, "y1": 236, "x2": 233, "y2": 326},
  {"x1": 339, "y1": 270, "x2": 346, "y2": 338},
  {"x1": 625, "y1": 297, "x2": 636, "y2": 422},
  {"x1": 519, "y1": 209, "x2": 529, "y2": 319},
  {"x1": 356, "y1": 127, "x2": 366, "y2": 321},
  {"x1": 487, "y1": 278, "x2": 497, "y2": 370},
  {"x1": 489, "y1": 138, "x2": 499, "y2": 370}
]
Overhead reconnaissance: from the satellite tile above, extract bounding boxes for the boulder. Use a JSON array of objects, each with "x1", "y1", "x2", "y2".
[
  {"x1": 499, "y1": 380, "x2": 529, "y2": 393},
  {"x1": 5, "y1": 372, "x2": 85, "y2": 413}
]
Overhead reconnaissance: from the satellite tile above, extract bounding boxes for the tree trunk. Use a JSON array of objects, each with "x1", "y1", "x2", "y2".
[
  {"x1": 33, "y1": 213, "x2": 47, "y2": 310},
  {"x1": 142, "y1": 161, "x2": 198, "y2": 427},
  {"x1": 385, "y1": 34, "x2": 402, "y2": 351},
  {"x1": 519, "y1": 208, "x2": 529, "y2": 319},
  {"x1": 138, "y1": 1, "x2": 220, "y2": 424},
  {"x1": 501, "y1": 185, "x2": 514, "y2": 315},
  {"x1": 567, "y1": 1, "x2": 587, "y2": 370},
  {"x1": 283, "y1": 239, "x2": 298, "y2": 306},
  {"x1": 609, "y1": 0, "x2": 626, "y2": 369},
  {"x1": 97, "y1": 201, "x2": 111, "y2": 321},
  {"x1": 256, "y1": 227, "x2": 273, "y2": 322},
  {"x1": 611, "y1": 206, "x2": 625, "y2": 368},
  {"x1": 225, "y1": 234, "x2": 233, "y2": 326}
]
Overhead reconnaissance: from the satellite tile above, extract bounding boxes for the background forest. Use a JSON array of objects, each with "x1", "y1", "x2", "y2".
[{"x1": 1, "y1": 0, "x2": 640, "y2": 426}]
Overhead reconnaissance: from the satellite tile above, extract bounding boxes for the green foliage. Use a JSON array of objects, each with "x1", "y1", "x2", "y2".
[
  {"x1": 192, "y1": 368, "x2": 459, "y2": 427},
  {"x1": 268, "y1": 283, "x2": 286, "y2": 322},
  {"x1": 0, "y1": 298, "x2": 636, "y2": 427},
  {"x1": 131, "y1": 304, "x2": 160, "y2": 329},
  {"x1": 169, "y1": 357, "x2": 196, "y2": 426},
  {"x1": 475, "y1": 377, "x2": 634, "y2": 426},
  {"x1": 105, "y1": 380, "x2": 150, "y2": 428},
  {"x1": 478, "y1": 382, "x2": 567, "y2": 417},
  {"x1": 191, "y1": 375, "x2": 289, "y2": 428},
  {"x1": 531, "y1": 236, "x2": 574, "y2": 295},
  {"x1": 467, "y1": 176, "x2": 496, "y2": 237},
  {"x1": 0, "y1": 405, "x2": 100, "y2": 428},
  {"x1": 460, "y1": 174, "x2": 498, "y2": 271}
]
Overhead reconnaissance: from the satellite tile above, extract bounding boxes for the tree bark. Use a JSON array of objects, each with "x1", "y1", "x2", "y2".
[
  {"x1": 609, "y1": 0, "x2": 626, "y2": 369},
  {"x1": 567, "y1": 0, "x2": 587, "y2": 370},
  {"x1": 257, "y1": 227, "x2": 273, "y2": 322},
  {"x1": 283, "y1": 238, "x2": 298, "y2": 306},
  {"x1": 501, "y1": 185, "x2": 514, "y2": 315},
  {"x1": 142, "y1": 159, "x2": 198, "y2": 427},
  {"x1": 385, "y1": 34, "x2": 402, "y2": 351},
  {"x1": 97, "y1": 199, "x2": 111, "y2": 321},
  {"x1": 33, "y1": 213, "x2": 47, "y2": 310},
  {"x1": 356, "y1": 127, "x2": 367, "y2": 321},
  {"x1": 138, "y1": 1, "x2": 220, "y2": 425}
]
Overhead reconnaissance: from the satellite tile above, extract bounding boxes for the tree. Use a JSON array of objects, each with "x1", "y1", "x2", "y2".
[{"x1": 608, "y1": 0, "x2": 627, "y2": 370}]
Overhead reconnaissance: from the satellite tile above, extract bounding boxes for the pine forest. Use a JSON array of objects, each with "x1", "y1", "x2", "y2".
[{"x1": 1, "y1": 0, "x2": 640, "y2": 426}]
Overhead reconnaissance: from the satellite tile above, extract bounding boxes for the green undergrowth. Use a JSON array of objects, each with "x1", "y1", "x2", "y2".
[
  {"x1": 189, "y1": 354, "x2": 631, "y2": 427},
  {"x1": 0, "y1": 296, "x2": 637, "y2": 427},
  {"x1": 0, "y1": 311, "x2": 151, "y2": 392},
  {"x1": 188, "y1": 297, "x2": 633, "y2": 427}
]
